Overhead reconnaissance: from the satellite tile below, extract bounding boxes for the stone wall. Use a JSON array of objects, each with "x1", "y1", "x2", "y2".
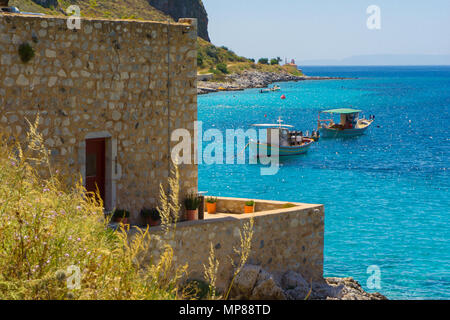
[
  {"x1": 0, "y1": 14, "x2": 198, "y2": 222},
  {"x1": 145, "y1": 198, "x2": 325, "y2": 291}
]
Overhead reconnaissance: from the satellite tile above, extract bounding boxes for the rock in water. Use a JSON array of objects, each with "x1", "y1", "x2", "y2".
[{"x1": 324, "y1": 277, "x2": 387, "y2": 300}]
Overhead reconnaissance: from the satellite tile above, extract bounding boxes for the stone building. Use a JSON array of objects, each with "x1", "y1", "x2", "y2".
[{"x1": 0, "y1": 14, "x2": 198, "y2": 223}]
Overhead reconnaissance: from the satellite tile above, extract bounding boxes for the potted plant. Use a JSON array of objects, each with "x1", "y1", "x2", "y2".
[
  {"x1": 184, "y1": 193, "x2": 201, "y2": 221},
  {"x1": 112, "y1": 209, "x2": 130, "y2": 225},
  {"x1": 206, "y1": 197, "x2": 217, "y2": 214},
  {"x1": 244, "y1": 200, "x2": 255, "y2": 213},
  {"x1": 141, "y1": 208, "x2": 160, "y2": 227}
]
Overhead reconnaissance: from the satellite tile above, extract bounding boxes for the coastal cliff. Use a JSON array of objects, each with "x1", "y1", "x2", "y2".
[{"x1": 147, "y1": 0, "x2": 210, "y2": 41}]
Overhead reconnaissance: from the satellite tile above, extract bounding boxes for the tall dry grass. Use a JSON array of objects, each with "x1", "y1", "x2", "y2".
[
  {"x1": 0, "y1": 117, "x2": 185, "y2": 299},
  {"x1": 0, "y1": 117, "x2": 255, "y2": 300}
]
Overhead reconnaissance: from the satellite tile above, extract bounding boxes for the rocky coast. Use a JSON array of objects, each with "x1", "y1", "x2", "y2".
[
  {"x1": 230, "y1": 265, "x2": 387, "y2": 300},
  {"x1": 197, "y1": 69, "x2": 351, "y2": 95}
]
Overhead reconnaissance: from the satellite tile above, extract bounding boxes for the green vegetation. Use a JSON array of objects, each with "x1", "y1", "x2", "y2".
[
  {"x1": 270, "y1": 57, "x2": 282, "y2": 65},
  {"x1": 0, "y1": 117, "x2": 188, "y2": 299},
  {"x1": 112, "y1": 209, "x2": 130, "y2": 219},
  {"x1": 197, "y1": 38, "x2": 249, "y2": 73},
  {"x1": 18, "y1": 42, "x2": 35, "y2": 63},
  {"x1": 140, "y1": 208, "x2": 160, "y2": 220},
  {"x1": 206, "y1": 197, "x2": 217, "y2": 204},
  {"x1": 258, "y1": 58, "x2": 269, "y2": 65},
  {"x1": 184, "y1": 193, "x2": 201, "y2": 211},
  {"x1": 216, "y1": 63, "x2": 228, "y2": 74},
  {"x1": 245, "y1": 200, "x2": 255, "y2": 207}
]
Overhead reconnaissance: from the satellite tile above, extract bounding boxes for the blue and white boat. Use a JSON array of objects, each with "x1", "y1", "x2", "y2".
[
  {"x1": 318, "y1": 108, "x2": 374, "y2": 138},
  {"x1": 250, "y1": 117, "x2": 314, "y2": 156}
]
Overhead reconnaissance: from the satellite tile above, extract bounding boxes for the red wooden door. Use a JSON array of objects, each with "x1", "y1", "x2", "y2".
[{"x1": 85, "y1": 138, "x2": 106, "y2": 204}]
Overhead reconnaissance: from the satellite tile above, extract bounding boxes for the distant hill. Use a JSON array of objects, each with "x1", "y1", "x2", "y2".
[{"x1": 297, "y1": 54, "x2": 450, "y2": 66}]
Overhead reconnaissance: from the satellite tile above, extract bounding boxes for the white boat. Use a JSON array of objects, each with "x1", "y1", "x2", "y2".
[
  {"x1": 250, "y1": 117, "x2": 314, "y2": 156},
  {"x1": 318, "y1": 108, "x2": 374, "y2": 138}
]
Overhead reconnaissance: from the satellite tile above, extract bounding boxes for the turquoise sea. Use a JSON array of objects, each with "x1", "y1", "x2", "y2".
[{"x1": 197, "y1": 66, "x2": 450, "y2": 300}]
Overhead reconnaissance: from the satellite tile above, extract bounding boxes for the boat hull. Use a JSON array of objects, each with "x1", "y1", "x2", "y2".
[
  {"x1": 319, "y1": 125, "x2": 370, "y2": 138},
  {"x1": 250, "y1": 140, "x2": 313, "y2": 156}
]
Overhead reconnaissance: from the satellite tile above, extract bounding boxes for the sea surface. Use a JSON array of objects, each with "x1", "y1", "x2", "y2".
[{"x1": 197, "y1": 66, "x2": 450, "y2": 300}]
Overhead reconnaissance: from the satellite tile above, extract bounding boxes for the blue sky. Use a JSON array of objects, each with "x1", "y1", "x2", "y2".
[{"x1": 203, "y1": 0, "x2": 450, "y2": 63}]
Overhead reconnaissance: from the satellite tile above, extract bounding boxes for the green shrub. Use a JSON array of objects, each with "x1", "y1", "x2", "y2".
[
  {"x1": 245, "y1": 200, "x2": 255, "y2": 207},
  {"x1": 140, "y1": 208, "x2": 160, "y2": 221},
  {"x1": 258, "y1": 58, "x2": 269, "y2": 65},
  {"x1": 216, "y1": 63, "x2": 228, "y2": 74},
  {"x1": 197, "y1": 53, "x2": 203, "y2": 67},
  {"x1": 205, "y1": 46, "x2": 218, "y2": 59},
  {"x1": 184, "y1": 193, "x2": 201, "y2": 210},
  {"x1": 206, "y1": 197, "x2": 217, "y2": 204},
  {"x1": 18, "y1": 43, "x2": 35, "y2": 63},
  {"x1": 112, "y1": 209, "x2": 130, "y2": 219}
]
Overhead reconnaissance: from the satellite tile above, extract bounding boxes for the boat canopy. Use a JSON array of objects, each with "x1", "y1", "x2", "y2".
[
  {"x1": 321, "y1": 108, "x2": 362, "y2": 114},
  {"x1": 251, "y1": 123, "x2": 294, "y2": 128}
]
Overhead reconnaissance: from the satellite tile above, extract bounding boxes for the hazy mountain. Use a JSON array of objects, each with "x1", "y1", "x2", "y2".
[{"x1": 297, "y1": 54, "x2": 450, "y2": 66}]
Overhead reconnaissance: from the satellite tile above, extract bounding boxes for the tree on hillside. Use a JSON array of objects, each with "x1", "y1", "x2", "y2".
[
  {"x1": 216, "y1": 63, "x2": 229, "y2": 74},
  {"x1": 270, "y1": 57, "x2": 282, "y2": 65},
  {"x1": 258, "y1": 58, "x2": 269, "y2": 65}
]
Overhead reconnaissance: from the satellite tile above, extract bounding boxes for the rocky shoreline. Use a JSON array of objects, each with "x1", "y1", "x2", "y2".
[
  {"x1": 197, "y1": 70, "x2": 351, "y2": 95},
  {"x1": 230, "y1": 265, "x2": 387, "y2": 300}
]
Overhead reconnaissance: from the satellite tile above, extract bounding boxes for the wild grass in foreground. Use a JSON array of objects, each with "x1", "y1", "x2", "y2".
[
  {"x1": 0, "y1": 117, "x2": 254, "y2": 300},
  {"x1": 0, "y1": 118, "x2": 185, "y2": 299}
]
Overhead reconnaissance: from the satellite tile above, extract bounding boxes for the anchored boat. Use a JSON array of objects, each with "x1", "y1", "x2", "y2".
[
  {"x1": 250, "y1": 117, "x2": 314, "y2": 156},
  {"x1": 318, "y1": 108, "x2": 374, "y2": 138},
  {"x1": 259, "y1": 85, "x2": 281, "y2": 93}
]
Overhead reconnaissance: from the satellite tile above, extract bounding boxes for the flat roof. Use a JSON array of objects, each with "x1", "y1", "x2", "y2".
[{"x1": 321, "y1": 108, "x2": 362, "y2": 114}]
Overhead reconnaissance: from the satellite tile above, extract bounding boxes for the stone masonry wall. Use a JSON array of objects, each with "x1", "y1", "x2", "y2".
[
  {"x1": 0, "y1": 14, "x2": 198, "y2": 222},
  {"x1": 145, "y1": 200, "x2": 325, "y2": 291}
]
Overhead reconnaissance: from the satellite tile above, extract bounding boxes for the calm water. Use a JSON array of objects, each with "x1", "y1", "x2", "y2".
[{"x1": 197, "y1": 66, "x2": 450, "y2": 300}]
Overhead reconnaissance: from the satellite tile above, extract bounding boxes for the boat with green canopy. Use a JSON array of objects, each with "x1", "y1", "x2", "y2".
[{"x1": 317, "y1": 108, "x2": 374, "y2": 138}]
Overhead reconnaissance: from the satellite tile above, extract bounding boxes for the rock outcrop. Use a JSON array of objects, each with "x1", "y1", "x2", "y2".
[
  {"x1": 148, "y1": 0, "x2": 210, "y2": 41},
  {"x1": 230, "y1": 265, "x2": 387, "y2": 300}
]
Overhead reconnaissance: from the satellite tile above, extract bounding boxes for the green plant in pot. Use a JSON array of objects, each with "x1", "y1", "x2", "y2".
[
  {"x1": 206, "y1": 197, "x2": 217, "y2": 214},
  {"x1": 112, "y1": 209, "x2": 130, "y2": 225},
  {"x1": 244, "y1": 200, "x2": 255, "y2": 213},
  {"x1": 141, "y1": 208, "x2": 160, "y2": 227},
  {"x1": 184, "y1": 193, "x2": 201, "y2": 221}
]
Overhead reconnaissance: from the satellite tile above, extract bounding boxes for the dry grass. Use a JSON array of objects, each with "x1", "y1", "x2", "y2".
[{"x1": 0, "y1": 116, "x2": 185, "y2": 299}]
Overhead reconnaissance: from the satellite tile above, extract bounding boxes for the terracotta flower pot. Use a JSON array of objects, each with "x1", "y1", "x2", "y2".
[
  {"x1": 186, "y1": 209, "x2": 198, "y2": 221},
  {"x1": 206, "y1": 202, "x2": 217, "y2": 214},
  {"x1": 244, "y1": 205, "x2": 254, "y2": 214}
]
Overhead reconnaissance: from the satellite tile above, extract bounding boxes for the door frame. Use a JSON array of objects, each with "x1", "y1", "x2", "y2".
[{"x1": 78, "y1": 131, "x2": 121, "y2": 212}]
